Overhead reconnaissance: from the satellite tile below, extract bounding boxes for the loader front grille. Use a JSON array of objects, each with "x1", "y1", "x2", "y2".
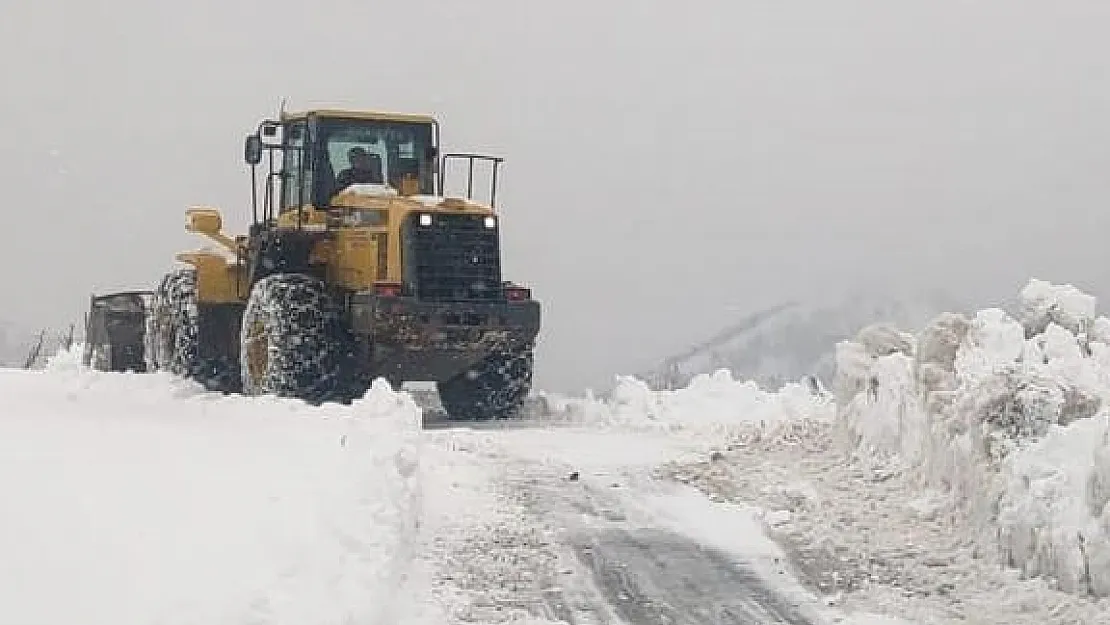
[{"x1": 402, "y1": 212, "x2": 503, "y2": 302}]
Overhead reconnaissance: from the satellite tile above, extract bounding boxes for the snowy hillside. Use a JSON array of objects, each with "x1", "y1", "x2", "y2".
[{"x1": 640, "y1": 290, "x2": 965, "y2": 392}]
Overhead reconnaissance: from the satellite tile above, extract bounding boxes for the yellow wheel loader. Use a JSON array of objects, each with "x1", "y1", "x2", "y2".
[{"x1": 88, "y1": 108, "x2": 540, "y2": 418}]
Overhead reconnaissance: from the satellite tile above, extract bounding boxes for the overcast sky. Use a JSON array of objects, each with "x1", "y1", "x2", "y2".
[{"x1": 3, "y1": 1, "x2": 1110, "y2": 392}]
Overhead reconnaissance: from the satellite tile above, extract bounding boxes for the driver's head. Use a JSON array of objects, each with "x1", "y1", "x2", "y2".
[{"x1": 349, "y1": 147, "x2": 371, "y2": 170}]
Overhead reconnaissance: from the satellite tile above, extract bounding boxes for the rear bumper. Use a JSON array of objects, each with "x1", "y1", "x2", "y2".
[{"x1": 348, "y1": 293, "x2": 540, "y2": 382}]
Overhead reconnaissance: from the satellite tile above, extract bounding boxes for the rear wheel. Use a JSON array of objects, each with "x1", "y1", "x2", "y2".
[
  {"x1": 145, "y1": 268, "x2": 201, "y2": 378},
  {"x1": 437, "y1": 346, "x2": 534, "y2": 420},
  {"x1": 144, "y1": 268, "x2": 237, "y2": 390},
  {"x1": 239, "y1": 273, "x2": 353, "y2": 404}
]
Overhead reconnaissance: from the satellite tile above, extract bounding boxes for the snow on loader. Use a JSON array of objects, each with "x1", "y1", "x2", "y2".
[{"x1": 85, "y1": 107, "x2": 541, "y2": 420}]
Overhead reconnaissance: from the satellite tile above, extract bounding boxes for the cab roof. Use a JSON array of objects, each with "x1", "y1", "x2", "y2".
[{"x1": 279, "y1": 108, "x2": 438, "y2": 125}]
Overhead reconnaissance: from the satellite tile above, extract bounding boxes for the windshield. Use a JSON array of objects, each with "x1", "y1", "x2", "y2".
[{"x1": 317, "y1": 118, "x2": 436, "y2": 200}]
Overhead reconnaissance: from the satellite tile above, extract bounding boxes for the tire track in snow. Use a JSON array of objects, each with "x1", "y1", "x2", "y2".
[
  {"x1": 504, "y1": 452, "x2": 820, "y2": 625},
  {"x1": 571, "y1": 528, "x2": 815, "y2": 625}
]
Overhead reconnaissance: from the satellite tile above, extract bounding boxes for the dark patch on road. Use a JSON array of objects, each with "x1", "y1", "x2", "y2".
[
  {"x1": 571, "y1": 528, "x2": 817, "y2": 625},
  {"x1": 421, "y1": 411, "x2": 577, "y2": 430}
]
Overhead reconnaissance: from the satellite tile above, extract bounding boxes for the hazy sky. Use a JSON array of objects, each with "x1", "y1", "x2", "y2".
[{"x1": 3, "y1": 1, "x2": 1110, "y2": 392}]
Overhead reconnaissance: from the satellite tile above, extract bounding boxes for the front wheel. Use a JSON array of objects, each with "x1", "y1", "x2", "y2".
[
  {"x1": 239, "y1": 273, "x2": 351, "y2": 404},
  {"x1": 437, "y1": 346, "x2": 534, "y2": 420}
]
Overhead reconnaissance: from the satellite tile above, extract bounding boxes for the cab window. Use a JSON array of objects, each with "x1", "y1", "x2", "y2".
[
  {"x1": 281, "y1": 121, "x2": 312, "y2": 211},
  {"x1": 318, "y1": 119, "x2": 435, "y2": 200}
]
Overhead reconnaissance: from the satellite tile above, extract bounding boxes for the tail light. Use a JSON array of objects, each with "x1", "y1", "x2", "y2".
[
  {"x1": 373, "y1": 282, "x2": 403, "y2": 297},
  {"x1": 504, "y1": 285, "x2": 531, "y2": 301}
]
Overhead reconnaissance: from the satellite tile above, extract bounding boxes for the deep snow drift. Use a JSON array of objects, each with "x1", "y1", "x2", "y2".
[
  {"x1": 836, "y1": 278, "x2": 1110, "y2": 597},
  {"x1": 0, "y1": 347, "x2": 423, "y2": 625}
]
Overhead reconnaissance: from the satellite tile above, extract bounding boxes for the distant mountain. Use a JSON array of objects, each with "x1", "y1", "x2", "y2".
[{"x1": 640, "y1": 289, "x2": 968, "y2": 391}]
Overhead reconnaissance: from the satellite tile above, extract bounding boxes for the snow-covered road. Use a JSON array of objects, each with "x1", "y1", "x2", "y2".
[
  {"x1": 6, "y1": 277, "x2": 1110, "y2": 625},
  {"x1": 413, "y1": 422, "x2": 841, "y2": 624}
]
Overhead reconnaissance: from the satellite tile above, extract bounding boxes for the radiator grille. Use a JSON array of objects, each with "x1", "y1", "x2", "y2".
[{"x1": 403, "y1": 212, "x2": 503, "y2": 301}]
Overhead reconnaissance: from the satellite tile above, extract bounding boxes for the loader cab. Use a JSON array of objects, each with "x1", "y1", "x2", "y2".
[
  {"x1": 246, "y1": 111, "x2": 440, "y2": 219},
  {"x1": 244, "y1": 108, "x2": 505, "y2": 232}
]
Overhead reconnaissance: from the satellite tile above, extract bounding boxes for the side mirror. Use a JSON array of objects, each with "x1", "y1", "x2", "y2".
[{"x1": 244, "y1": 134, "x2": 263, "y2": 165}]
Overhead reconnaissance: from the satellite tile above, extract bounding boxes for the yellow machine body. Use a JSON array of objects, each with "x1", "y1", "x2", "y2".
[
  {"x1": 179, "y1": 195, "x2": 495, "y2": 303},
  {"x1": 93, "y1": 105, "x2": 540, "y2": 417}
]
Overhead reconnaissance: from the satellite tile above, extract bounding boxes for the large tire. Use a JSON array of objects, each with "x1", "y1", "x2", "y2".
[
  {"x1": 145, "y1": 268, "x2": 201, "y2": 378},
  {"x1": 437, "y1": 346, "x2": 534, "y2": 420},
  {"x1": 144, "y1": 268, "x2": 237, "y2": 390},
  {"x1": 239, "y1": 273, "x2": 353, "y2": 404}
]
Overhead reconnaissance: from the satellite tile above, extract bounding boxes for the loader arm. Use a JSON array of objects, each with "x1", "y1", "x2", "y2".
[{"x1": 198, "y1": 231, "x2": 241, "y2": 254}]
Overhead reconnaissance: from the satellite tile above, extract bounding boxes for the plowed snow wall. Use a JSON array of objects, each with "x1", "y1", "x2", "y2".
[
  {"x1": 834, "y1": 280, "x2": 1110, "y2": 597},
  {"x1": 0, "y1": 348, "x2": 425, "y2": 625}
]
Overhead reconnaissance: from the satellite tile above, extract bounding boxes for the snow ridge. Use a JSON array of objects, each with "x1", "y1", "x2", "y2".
[
  {"x1": 538, "y1": 369, "x2": 834, "y2": 443},
  {"x1": 835, "y1": 279, "x2": 1110, "y2": 597},
  {"x1": 2, "y1": 349, "x2": 426, "y2": 625}
]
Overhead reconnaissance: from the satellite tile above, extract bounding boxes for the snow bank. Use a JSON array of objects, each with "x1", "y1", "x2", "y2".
[
  {"x1": 1019, "y1": 278, "x2": 1098, "y2": 336},
  {"x1": 835, "y1": 279, "x2": 1110, "y2": 597},
  {"x1": 540, "y1": 368, "x2": 834, "y2": 443},
  {"x1": 0, "y1": 352, "x2": 424, "y2": 625}
]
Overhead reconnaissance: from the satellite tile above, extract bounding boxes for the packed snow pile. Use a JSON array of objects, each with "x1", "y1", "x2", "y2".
[
  {"x1": 835, "y1": 279, "x2": 1110, "y2": 597},
  {"x1": 540, "y1": 369, "x2": 835, "y2": 445},
  {"x1": 0, "y1": 346, "x2": 424, "y2": 625}
]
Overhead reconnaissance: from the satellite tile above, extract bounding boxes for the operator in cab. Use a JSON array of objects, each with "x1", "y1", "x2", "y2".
[{"x1": 334, "y1": 146, "x2": 384, "y2": 190}]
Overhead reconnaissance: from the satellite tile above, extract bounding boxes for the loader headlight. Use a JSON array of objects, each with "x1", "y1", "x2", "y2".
[
  {"x1": 419, "y1": 213, "x2": 432, "y2": 226},
  {"x1": 483, "y1": 216, "x2": 497, "y2": 229}
]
